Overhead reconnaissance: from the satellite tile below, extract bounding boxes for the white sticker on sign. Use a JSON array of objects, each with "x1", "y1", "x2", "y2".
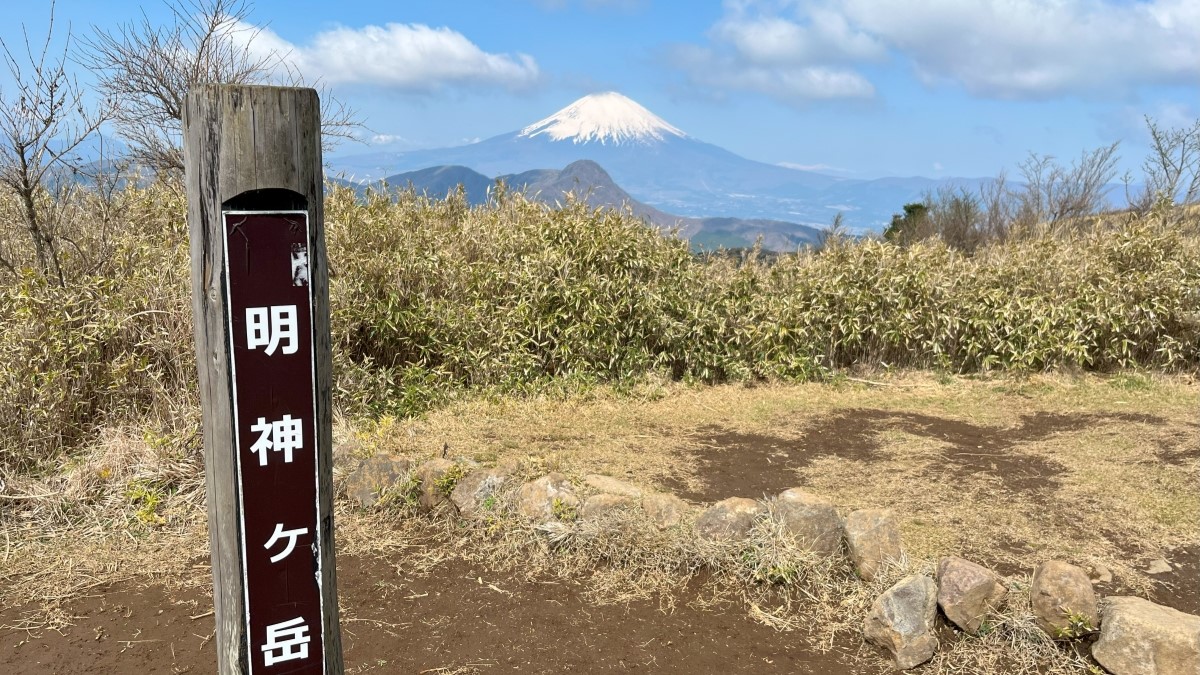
[{"x1": 291, "y1": 243, "x2": 309, "y2": 287}]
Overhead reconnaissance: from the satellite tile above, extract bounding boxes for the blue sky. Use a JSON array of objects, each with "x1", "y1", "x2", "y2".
[{"x1": 4, "y1": 0, "x2": 1198, "y2": 179}]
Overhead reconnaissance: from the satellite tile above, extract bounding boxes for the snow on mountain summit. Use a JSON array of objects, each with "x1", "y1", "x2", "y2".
[{"x1": 518, "y1": 92, "x2": 686, "y2": 146}]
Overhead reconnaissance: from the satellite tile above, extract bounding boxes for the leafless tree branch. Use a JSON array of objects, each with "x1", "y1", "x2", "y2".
[
  {"x1": 0, "y1": 1, "x2": 114, "y2": 285},
  {"x1": 79, "y1": 0, "x2": 361, "y2": 176},
  {"x1": 1016, "y1": 142, "x2": 1119, "y2": 232},
  {"x1": 1137, "y1": 115, "x2": 1200, "y2": 210}
]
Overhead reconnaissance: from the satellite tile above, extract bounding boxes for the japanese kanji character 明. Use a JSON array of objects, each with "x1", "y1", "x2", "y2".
[{"x1": 246, "y1": 305, "x2": 298, "y2": 356}]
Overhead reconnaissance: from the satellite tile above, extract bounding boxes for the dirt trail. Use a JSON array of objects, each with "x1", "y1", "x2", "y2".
[{"x1": 1, "y1": 553, "x2": 868, "y2": 675}]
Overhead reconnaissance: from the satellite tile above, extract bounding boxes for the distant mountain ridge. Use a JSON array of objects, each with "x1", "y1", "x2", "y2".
[
  {"x1": 333, "y1": 91, "x2": 1126, "y2": 235},
  {"x1": 329, "y1": 91, "x2": 865, "y2": 231},
  {"x1": 383, "y1": 159, "x2": 824, "y2": 251}
]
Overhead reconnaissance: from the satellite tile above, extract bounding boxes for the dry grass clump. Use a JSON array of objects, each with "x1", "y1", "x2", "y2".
[
  {"x1": 0, "y1": 182, "x2": 196, "y2": 475},
  {"x1": 327, "y1": 184, "x2": 1200, "y2": 421},
  {"x1": 0, "y1": 424, "x2": 205, "y2": 554}
]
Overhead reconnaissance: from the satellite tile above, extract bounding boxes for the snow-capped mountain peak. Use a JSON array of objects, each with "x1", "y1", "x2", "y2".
[{"x1": 517, "y1": 92, "x2": 686, "y2": 146}]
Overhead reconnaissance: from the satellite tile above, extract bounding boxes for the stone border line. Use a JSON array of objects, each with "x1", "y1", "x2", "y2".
[{"x1": 342, "y1": 452, "x2": 1200, "y2": 674}]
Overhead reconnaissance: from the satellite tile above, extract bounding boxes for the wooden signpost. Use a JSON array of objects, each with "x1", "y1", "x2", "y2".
[{"x1": 185, "y1": 84, "x2": 343, "y2": 674}]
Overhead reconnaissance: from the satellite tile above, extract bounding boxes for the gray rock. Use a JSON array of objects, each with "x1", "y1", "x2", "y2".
[
  {"x1": 344, "y1": 455, "x2": 411, "y2": 508},
  {"x1": 450, "y1": 468, "x2": 508, "y2": 518},
  {"x1": 694, "y1": 497, "x2": 765, "y2": 542},
  {"x1": 1092, "y1": 596, "x2": 1200, "y2": 675},
  {"x1": 1030, "y1": 560, "x2": 1100, "y2": 638},
  {"x1": 583, "y1": 475, "x2": 644, "y2": 498},
  {"x1": 582, "y1": 493, "x2": 634, "y2": 520},
  {"x1": 843, "y1": 509, "x2": 903, "y2": 581},
  {"x1": 516, "y1": 473, "x2": 579, "y2": 522},
  {"x1": 1091, "y1": 564, "x2": 1114, "y2": 585},
  {"x1": 1146, "y1": 558, "x2": 1173, "y2": 575},
  {"x1": 863, "y1": 575, "x2": 940, "y2": 670},
  {"x1": 772, "y1": 488, "x2": 841, "y2": 556},
  {"x1": 937, "y1": 556, "x2": 1007, "y2": 635},
  {"x1": 641, "y1": 492, "x2": 689, "y2": 529},
  {"x1": 413, "y1": 458, "x2": 459, "y2": 511}
]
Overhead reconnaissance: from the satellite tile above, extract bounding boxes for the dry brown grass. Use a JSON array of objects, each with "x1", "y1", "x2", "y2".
[{"x1": 349, "y1": 372, "x2": 1197, "y2": 581}]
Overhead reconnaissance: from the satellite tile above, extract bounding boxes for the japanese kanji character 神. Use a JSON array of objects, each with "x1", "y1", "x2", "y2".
[
  {"x1": 249, "y1": 414, "x2": 303, "y2": 466},
  {"x1": 264, "y1": 523, "x2": 309, "y2": 563},
  {"x1": 261, "y1": 616, "x2": 311, "y2": 667},
  {"x1": 246, "y1": 305, "x2": 298, "y2": 356}
]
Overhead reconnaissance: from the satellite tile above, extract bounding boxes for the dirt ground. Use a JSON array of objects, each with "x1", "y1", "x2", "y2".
[
  {"x1": 3, "y1": 373, "x2": 1197, "y2": 673},
  {"x1": 0, "y1": 548, "x2": 871, "y2": 674}
]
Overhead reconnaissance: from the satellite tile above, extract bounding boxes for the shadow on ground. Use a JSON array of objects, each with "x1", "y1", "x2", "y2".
[{"x1": 666, "y1": 409, "x2": 1165, "y2": 502}]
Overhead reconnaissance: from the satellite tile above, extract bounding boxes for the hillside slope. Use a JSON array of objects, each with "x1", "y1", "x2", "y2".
[{"x1": 382, "y1": 160, "x2": 823, "y2": 250}]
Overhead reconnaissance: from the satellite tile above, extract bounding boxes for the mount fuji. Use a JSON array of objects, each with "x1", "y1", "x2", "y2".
[
  {"x1": 330, "y1": 92, "x2": 965, "y2": 237},
  {"x1": 517, "y1": 92, "x2": 687, "y2": 145}
]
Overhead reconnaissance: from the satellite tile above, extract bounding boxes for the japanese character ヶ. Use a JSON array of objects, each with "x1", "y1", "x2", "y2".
[{"x1": 264, "y1": 523, "x2": 309, "y2": 563}]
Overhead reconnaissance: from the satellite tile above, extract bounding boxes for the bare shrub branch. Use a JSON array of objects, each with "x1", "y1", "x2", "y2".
[
  {"x1": 818, "y1": 211, "x2": 849, "y2": 249},
  {"x1": 978, "y1": 171, "x2": 1015, "y2": 243},
  {"x1": 79, "y1": 0, "x2": 361, "y2": 176},
  {"x1": 0, "y1": 2, "x2": 114, "y2": 285},
  {"x1": 1016, "y1": 142, "x2": 1120, "y2": 232},
  {"x1": 1137, "y1": 115, "x2": 1200, "y2": 210}
]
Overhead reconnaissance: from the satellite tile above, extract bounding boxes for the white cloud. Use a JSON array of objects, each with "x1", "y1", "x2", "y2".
[
  {"x1": 711, "y1": 9, "x2": 884, "y2": 66},
  {"x1": 243, "y1": 22, "x2": 540, "y2": 92},
  {"x1": 368, "y1": 133, "x2": 409, "y2": 145},
  {"x1": 834, "y1": 0, "x2": 1200, "y2": 98},
  {"x1": 668, "y1": 43, "x2": 874, "y2": 103},
  {"x1": 1096, "y1": 101, "x2": 1200, "y2": 145},
  {"x1": 668, "y1": 2, "x2": 879, "y2": 104},
  {"x1": 675, "y1": 0, "x2": 1200, "y2": 102},
  {"x1": 779, "y1": 161, "x2": 852, "y2": 173}
]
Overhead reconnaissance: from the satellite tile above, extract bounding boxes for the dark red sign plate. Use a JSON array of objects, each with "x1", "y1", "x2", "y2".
[{"x1": 223, "y1": 210, "x2": 326, "y2": 674}]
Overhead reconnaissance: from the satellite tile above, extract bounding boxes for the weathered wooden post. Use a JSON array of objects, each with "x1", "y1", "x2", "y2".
[{"x1": 185, "y1": 84, "x2": 343, "y2": 674}]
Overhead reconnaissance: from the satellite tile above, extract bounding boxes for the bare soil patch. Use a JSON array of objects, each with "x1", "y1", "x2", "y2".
[
  {"x1": 665, "y1": 427, "x2": 799, "y2": 501},
  {"x1": 1155, "y1": 423, "x2": 1200, "y2": 466},
  {"x1": 1146, "y1": 544, "x2": 1200, "y2": 616},
  {"x1": 1084, "y1": 543, "x2": 1200, "y2": 618},
  {"x1": 1, "y1": 551, "x2": 868, "y2": 675},
  {"x1": 0, "y1": 578, "x2": 215, "y2": 674}
]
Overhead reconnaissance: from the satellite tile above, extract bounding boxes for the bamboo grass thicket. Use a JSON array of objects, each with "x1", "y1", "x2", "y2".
[{"x1": 0, "y1": 182, "x2": 1197, "y2": 471}]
